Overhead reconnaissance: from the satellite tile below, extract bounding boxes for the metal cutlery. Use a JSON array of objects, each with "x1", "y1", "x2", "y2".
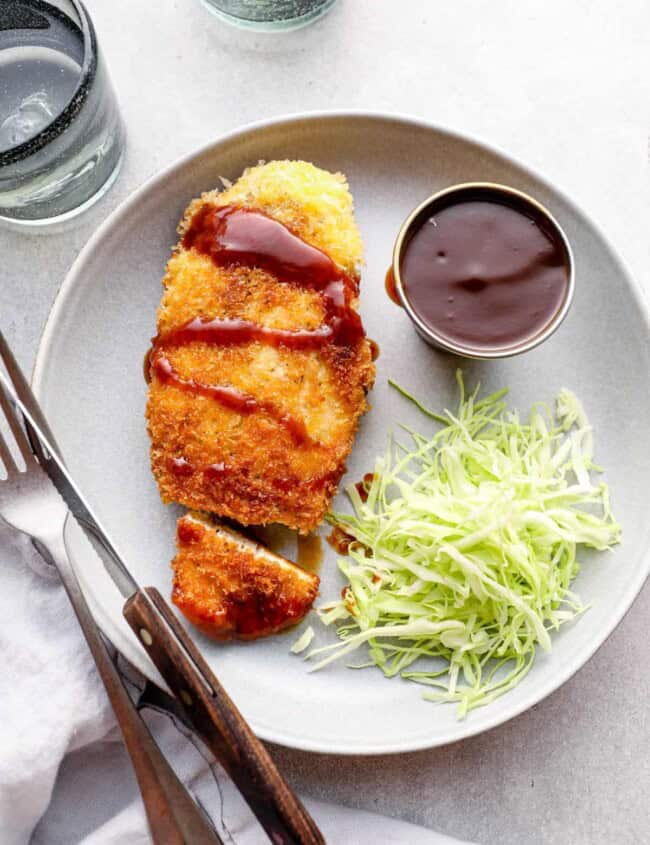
[
  {"x1": 0, "y1": 337, "x2": 223, "y2": 844},
  {"x1": 0, "y1": 332, "x2": 324, "y2": 845}
]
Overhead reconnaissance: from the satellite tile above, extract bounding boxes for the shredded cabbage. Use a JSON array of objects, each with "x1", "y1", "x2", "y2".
[
  {"x1": 290, "y1": 626, "x2": 315, "y2": 654},
  {"x1": 305, "y1": 372, "x2": 621, "y2": 717}
]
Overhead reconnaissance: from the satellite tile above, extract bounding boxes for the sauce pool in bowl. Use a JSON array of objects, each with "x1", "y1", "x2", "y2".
[{"x1": 393, "y1": 184, "x2": 573, "y2": 357}]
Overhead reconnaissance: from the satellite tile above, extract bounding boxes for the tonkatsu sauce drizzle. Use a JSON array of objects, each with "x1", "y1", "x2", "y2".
[
  {"x1": 169, "y1": 456, "x2": 193, "y2": 477},
  {"x1": 384, "y1": 267, "x2": 401, "y2": 306},
  {"x1": 297, "y1": 532, "x2": 324, "y2": 574},
  {"x1": 167, "y1": 453, "x2": 338, "y2": 492},
  {"x1": 178, "y1": 204, "x2": 364, "y2": 348},
  {"x1": 327, "y1": 525, "x2": 356, "y2": 555},
  {"x1": 368, "y1": 338, "x2": 380, "y2": 361},
  {"x1": 354, "y1": 472, "x2": 375, "y2": 502},
  {"x1": 152, "y1": 353, "x2": 311, "y2": 445},
  {"x1": 149, "y1": 204, "x2": 368, "y2": 440},
  {"x1": 158, "y1": 315, "x2": 333, "y2": 352}
]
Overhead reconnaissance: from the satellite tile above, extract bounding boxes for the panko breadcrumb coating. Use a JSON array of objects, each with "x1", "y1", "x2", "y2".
[
  {"x1": 172, "y1": 512, "x2": 320, "y2": 640},
  {"x1": 146, "y1": 160, "x2": 375, "y2": 532}
]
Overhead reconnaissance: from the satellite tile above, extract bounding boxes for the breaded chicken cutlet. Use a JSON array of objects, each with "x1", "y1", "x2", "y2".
[
  {"x1": 172, "y1": 512, "x2": 319, "y2": 640},
  {"x1": 146, "y1": 161, "x2": 375, "y2": 533}
]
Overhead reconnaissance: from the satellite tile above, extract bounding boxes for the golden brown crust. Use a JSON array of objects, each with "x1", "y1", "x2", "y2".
[
  {"x1": 146, "y1": 160, "x2": 375, "y2": 532},
  {"x1": 172, "y1": 513, "x2": 319, "y2": 640}
]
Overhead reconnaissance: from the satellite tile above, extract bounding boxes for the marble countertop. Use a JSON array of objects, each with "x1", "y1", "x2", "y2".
[{"x1": 3, "y1": 1, "x2": 649, "y2": 842}]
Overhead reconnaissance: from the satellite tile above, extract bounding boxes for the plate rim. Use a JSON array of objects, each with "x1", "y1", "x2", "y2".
[{"x1": 31, "y1": 110, "x2": 650, "y2": 755}]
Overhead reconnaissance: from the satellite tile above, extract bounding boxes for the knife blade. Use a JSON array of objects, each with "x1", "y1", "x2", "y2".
[
  {"x1": 0, "y1": 369, "x2": 138, "y2": 598},
  {"x1": 0, "y1": 367, "x2": 219, "y2": 696},
  {"x1": 0, "y1": 367, "x2": 324, "y2": 844}
]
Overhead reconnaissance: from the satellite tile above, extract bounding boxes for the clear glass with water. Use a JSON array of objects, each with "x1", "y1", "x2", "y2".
[
  {"x1": 200, "y1": 0, "x2": 337, "y2": 31},
  {"x1": 0, "y1": 0, "x2": 125, "y2": 226}
]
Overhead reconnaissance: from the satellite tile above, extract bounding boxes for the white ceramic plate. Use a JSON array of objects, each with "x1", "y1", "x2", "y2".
[{"x1": 33, "y1": 113, "x2": 650, "y2": 754}]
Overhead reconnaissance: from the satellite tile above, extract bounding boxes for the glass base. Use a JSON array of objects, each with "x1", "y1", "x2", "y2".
[
  {"x1": 199, "y1": 0, "x2": 337, "y2": 32},
  {"x1": 0, "y1": 149, "x2": 124, "y2": 231}
]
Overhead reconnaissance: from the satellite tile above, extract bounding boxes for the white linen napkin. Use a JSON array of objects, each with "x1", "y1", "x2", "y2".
[{"x1": 0, "y1": 520, "x2": 474, "y2": 845}]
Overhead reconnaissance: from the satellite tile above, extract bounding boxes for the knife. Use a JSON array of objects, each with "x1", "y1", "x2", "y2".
[{"x1": 0, "y1": 361, "x2": 324, "y2": 845}]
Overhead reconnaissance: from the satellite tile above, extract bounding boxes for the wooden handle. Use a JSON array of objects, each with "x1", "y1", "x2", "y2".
[
  {"x1": 42, "y1": 536, "x2": 223, "y2": 845},
  {"x1": 124, "y1": 587, "x2": 325, "y2": 845}
]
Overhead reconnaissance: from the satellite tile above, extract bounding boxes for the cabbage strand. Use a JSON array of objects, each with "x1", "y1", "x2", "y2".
[{"x1": 304, "y1": 372, "x2": 621, "y2": 718}]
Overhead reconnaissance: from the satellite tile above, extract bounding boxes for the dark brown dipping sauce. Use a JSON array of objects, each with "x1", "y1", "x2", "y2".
[{"x1": 400, "y1": 193, "x2": 570, "y2": 349}]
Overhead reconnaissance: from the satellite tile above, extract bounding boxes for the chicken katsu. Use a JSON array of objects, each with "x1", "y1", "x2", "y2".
[
  {"x1": 172, "y1": 512, "x2": 320, "y2": 640},
  {"x1": 146, "y1": 160, "x2": 375, "y2": 533}
]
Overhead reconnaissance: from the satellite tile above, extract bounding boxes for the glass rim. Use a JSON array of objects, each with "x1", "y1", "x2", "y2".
[{"x1": 0, "y1": 0, "x2": 98, "y2": 168}]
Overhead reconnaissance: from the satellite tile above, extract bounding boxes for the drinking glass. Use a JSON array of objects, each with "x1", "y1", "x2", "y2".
[
  {"x1": 0, "y1": 0, "x2": 125, "y2": 226},
  {"x1": 200, "y1": 0, "x2": 337, "y2": 32}
]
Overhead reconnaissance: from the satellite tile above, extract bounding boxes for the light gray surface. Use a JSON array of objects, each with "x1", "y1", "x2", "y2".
[
  {"x1": 30, "y1": 113, "x2": 650, "y2": 757},
  {"x1": 3, "y1": 0, "x2": 649, "y2": 842}
]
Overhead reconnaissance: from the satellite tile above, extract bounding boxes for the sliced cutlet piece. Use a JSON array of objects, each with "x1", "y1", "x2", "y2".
[{"x1": 172, "y1": 512, "x2": 320, "y2": 640}]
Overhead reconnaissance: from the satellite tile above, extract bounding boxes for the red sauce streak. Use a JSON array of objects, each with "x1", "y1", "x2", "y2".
[
  {"x1": 327, "y1": 525, "x2": 356, "y2": 555},
  {"x1": 178, "y1": 204, "x2": 364, "y2": 348},
  {"x1": 177, "y1": 519, "x2": 204, "y2": 545},
  {"x1": 152, "y1": 353, "x2": 310, "y2": 445},
  {"x1": 157, "y1": 315, "x2": 333, "y2": 351},
  {"x1": 183, "y1": 204, "x2": 337, "y2": 284},
  {"x1": 169, "y1": 456, "x2": 338, "y2": 496},
  {"x1": 169, "y1": 456, "x2": 193, "y2": 477},
  {"x1": 204, "y1": 461, "x2": 228, "y2": 480},
  {"x1": 143, "y1": 348, "x2": 153, "y2": 384},
  {"x1": 150, "y1": 204, "x2": 368, "y2": 439},
  {"x1": 354, "y1": 472, "x2": 375, "y2": 502}
]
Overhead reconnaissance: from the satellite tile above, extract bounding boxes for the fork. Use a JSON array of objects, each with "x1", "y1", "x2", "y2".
[
  {"x1": 0, "y1": 332, "x2": 325, "y2": 845},
  {"x1": 0, "y1": 376, "x2": 223, "y2": 843}
]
